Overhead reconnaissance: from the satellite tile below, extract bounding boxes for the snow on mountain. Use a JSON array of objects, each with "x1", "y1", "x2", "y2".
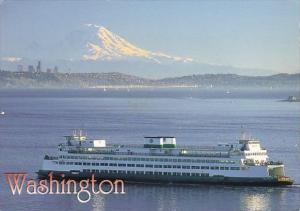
[{"x1": 82, "y1": 24, "x2": 194, "y2": 63}]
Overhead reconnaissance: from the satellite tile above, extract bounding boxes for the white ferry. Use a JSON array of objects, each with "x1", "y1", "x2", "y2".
[{"x1": 37, "y1": 130, "x2": 293, "y2": 186}]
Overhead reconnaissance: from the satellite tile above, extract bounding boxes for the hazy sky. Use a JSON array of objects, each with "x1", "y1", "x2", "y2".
[{"x1": 0, "y1": 0, "x2": 299, "y2": 74}]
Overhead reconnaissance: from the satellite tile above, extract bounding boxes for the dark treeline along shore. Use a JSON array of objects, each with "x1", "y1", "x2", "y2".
[{"x1": 0, "y1": 70, "x2": 299, "y2": 89}]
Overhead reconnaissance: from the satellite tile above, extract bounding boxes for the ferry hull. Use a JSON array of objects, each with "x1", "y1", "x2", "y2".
[{"x1": 37, "y1": 170, "x2": 293, "y2": 186}]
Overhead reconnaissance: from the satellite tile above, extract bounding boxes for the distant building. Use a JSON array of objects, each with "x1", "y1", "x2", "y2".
[
  {"x1": 53, "y1": 66, "x2": 58, "y2": 73},
  {"x1": 17, "y1": 65, "x2": 23, "y2": 72},
  {"x1": 288, "y1": 96, "x2": 297, "y2": 102},
  {"x1": 28, "y1": 65, "x2": 35, "y2": 72},
  {"x1": 46, "y1": 68, "x2": 52, "y2": 73},
  {"x1": 36, "y1": 61, "x2": 42, "y2": 72}
]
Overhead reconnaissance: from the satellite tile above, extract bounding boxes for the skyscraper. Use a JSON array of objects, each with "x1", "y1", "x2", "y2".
[
  {"x1": 17, "y1": 65, "x2": 23, "y2": 72},
  {"x1": 28, "y1": 65, "x2": 35, "y2": 72},
  {"x1": 36, "y1": 61, "x2": 41, "y2": 72},
  {"x1": 54, "y1": 66, "x2": 58, "y2": 73}
]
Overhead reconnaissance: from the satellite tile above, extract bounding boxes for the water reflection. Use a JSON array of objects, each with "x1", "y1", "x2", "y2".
[
  {"x1": 240, "y1": 187, "x2": 287, "y2": 211},
  {"x1": 89, "y1": 184, "x2": 292, "y2": 211},
  {"x1": 92, "y1": 193, "x2": 105, "y2": 211}
]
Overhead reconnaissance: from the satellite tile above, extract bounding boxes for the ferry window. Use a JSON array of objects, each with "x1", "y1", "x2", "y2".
[
  {"x1": 192, "y1": 166, "x2": 200, "y2": 169},
  {"x1": 146, "y1": 164, "x2": 153, "y2": 168},
  {"x1": 83, "y1": 162, "x2": 86, "y2": 165},
  {"x1": 145, "y1": 171, "x2": 153, "y2": 175},
  {"x1": 163, "y1": 172, "x2": 168, "y2": 175},
  {"x1": 136, "y1": 158, "x2": 141, "y2": 161},
  {"x1": 159, "y1": 159, "x2": 164, "y2": 162},
  {"x1": 145, "y1": 158, "x2": 150, "y2": 161},
  {"x1": 164, "y1": 159, "x2": 168, "y2": 162},
  {"x1": 220, "y1": 167, "x2": 225, "y2": 170},
  {"x1": 173, "y1": 159, "x2": 177, "y2": 162},
  {"x1": 96, "y1": 163, "x2": 99, "y2": 166},
  {"x1": 176, "y1": 165, "x2": 181, "y2": 169},
  {"x1": 230, "y1": 167, "x2": 240, "y2": 170},
  {"x1": 163, "y1": 165, "x2": 168, "y2": 168},
  {"x1": 150, "y1": 158, "x2": 154, "y2": 161},
  {"x1": 225, "y1": 167, "x2": 229, "y2": 170},
  {"x1": 155, "y1": 158, "x2": 159, "y2": 161}
]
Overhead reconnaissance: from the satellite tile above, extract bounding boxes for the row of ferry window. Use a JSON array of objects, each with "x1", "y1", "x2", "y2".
[
  {"x1": 83, "y1": 169, "x2": 210, "y2": 177},
  {"x1": 57, "y1": 161, "x2": 240, "y2": 170},
  {"x1": 60, "y1": 155, "x2": 235, "y2": 164},
  {"x1": 245, "y1": 152, "x2": 266, "y2": 156}
]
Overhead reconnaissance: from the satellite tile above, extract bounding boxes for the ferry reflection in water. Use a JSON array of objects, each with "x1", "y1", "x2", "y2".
[
  {"x1": 90, "y1": 184, "x2": 289, "y2": 211},
  {"x1": 240, "y1": 188, "x2": 287, "y2": 211}
]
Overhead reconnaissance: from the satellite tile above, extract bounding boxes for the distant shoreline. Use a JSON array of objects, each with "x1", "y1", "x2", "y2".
[{"x1": 0, "y1": 70, "x2": 299, "y2": 89}]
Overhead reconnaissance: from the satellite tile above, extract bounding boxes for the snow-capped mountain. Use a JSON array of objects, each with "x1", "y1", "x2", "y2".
[
  {"x1": 82, "y1": 24, "x2": 194, "y2": 63},
  {"x1": 0, "y1": 24, "x2": 279, "y2": 78}
]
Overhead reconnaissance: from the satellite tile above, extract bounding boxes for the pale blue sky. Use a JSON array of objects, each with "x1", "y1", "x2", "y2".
[{"x1": 0, "y1": 0, "x2": 299, "y2": 74}]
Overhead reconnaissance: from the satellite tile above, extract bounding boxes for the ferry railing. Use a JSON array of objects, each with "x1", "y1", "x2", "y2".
[{"x1": 66, "y1": 149, "x2": 231, "y2": 158}]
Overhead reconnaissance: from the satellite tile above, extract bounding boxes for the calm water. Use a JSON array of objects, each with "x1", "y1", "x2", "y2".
[{"x1": 0, "y1": 88, "x2": 299, "y2": 211}]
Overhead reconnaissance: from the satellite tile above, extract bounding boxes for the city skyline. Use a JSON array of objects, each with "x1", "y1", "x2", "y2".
[{"x1": 0, "y1": 0, "x2": 299, "y2": 77}]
